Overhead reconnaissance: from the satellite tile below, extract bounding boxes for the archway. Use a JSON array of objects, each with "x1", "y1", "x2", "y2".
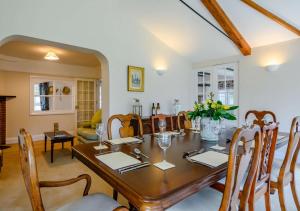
[{"x1": 0, "y1": 35, "x2": 110, "y2": 135}]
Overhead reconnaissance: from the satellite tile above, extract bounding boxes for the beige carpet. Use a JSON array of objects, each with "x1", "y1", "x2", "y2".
[
  {"x1": 1, "y1": 140, "x2": 300, "y2": 211},
  {"x1": 0, "y1": 140, "x2": 128, "y2": 211}
]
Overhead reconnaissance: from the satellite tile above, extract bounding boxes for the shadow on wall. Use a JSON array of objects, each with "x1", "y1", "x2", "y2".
[{"x1": 0, "y1": 34, "x2": 110, "y2": 126}]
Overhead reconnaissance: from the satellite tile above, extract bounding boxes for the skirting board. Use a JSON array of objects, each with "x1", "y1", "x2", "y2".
[{"x1": 6, "y1": 130, "x2": 74, "y2": 144}]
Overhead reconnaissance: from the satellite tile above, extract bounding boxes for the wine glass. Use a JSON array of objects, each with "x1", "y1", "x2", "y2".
[
  {"x1": 96, "y1": 123, "x2": 106, "y2": 148},
  {"x1": 158, "y1": 119, "x2": 167, "y2": 133},
  {"x1": 157, "y1": 133, "x2": 172, "y2": 164}
]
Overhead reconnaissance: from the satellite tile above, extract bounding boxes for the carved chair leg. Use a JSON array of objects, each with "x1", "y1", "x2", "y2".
[
  {"x1": 113, "y1": 189, "x2": 118, "y2": 200},
  {"x1": 264, "y1": 191, "x2": 271, "y2": 211},
  {"x1": 290, "y1": 179, "x2": 300, "y2": 210},
  {"x1": 278, "y1": 184, "x2": 287, "y2": 211}
]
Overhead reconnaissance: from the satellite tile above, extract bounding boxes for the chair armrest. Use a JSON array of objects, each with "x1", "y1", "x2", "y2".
[
  {"x1": 113, "y1": 206, "x2": 129, "y2": 211},
  {"x1": 39, "y1": 174, "x2": 91, "y2": 196}
]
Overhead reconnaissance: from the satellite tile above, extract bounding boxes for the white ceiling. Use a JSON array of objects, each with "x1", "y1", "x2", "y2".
[{"x1": 119, "y1": 0, "x2": 300, "y2": 63}]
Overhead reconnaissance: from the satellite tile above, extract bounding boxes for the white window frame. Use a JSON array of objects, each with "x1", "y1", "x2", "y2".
[{"x1": 30, "y1": 75, "x2": 76, "y2": 115}]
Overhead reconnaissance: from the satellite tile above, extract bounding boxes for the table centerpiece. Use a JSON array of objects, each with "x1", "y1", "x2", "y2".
[{"x1": 188, "y1": 92, "x2": 238, "y2": 141}]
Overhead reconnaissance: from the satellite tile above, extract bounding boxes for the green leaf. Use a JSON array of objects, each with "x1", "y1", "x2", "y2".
[{"x1": 227, "y1": 106, "x2": 239, "y2": 111}]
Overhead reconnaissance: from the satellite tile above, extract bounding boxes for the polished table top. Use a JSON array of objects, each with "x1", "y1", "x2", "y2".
[{"x1": 72, "y1": 130, "x2": 289, "y2": 210}]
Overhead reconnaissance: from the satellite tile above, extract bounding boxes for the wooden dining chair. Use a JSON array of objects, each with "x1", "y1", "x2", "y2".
[
  {"x1": 219, "y1": 125, "x2": 262, "y2": 211},
  {"x1": 107, "y1": 113, "x2": 143, "y2": 203},
  {"x1": 177, "y1": 111, "x2": 192, "y2": 130},
  {"x1": 18, "y1": 129, "x2": 128, "y2": 211},
  {"x1": 168, "y1": 125, "x2": 262, "y2": 211},
  {"x1": 270, "y1": 116, "x2": 300, "y2": 211},
  {"x1": 151, "y1": 114, "x2": 174, "y2": 133},
  {"x1": 245, "y1": 110, "x2": 277, "y2": 129},
  {"x1": 107, "y1": 114, "x2": 143, "y2": 140},
  {"x1": 248, "y1": 122, "x2": 279, "y2": 211},
  {"x1": 212, "y1": 122, "x2": 278, "y2": 211}
]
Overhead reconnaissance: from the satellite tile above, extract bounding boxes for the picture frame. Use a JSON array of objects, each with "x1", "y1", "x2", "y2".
[{"x1": 127, "y1": 65, "x2": 144, "y2": 92}]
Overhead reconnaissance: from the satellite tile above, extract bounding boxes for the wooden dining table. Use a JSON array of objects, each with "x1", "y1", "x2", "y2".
[{"x1": 72, "y1": 130, "x2": 289, "y2": 211}]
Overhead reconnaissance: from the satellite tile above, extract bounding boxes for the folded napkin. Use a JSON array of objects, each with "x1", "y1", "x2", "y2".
[
  {"x1": 154, "y1": 161, "x2": 175, "y2": 170},
  {"x1": 94, "y1": 145, "x2": 108, "y2": 150},
  {"x1": 96, "y1": 152, "x2": 141, "y2": 170},
  {"x1": 210, "y1": 145, "x2": 226, "y2": 151},
  {"x1": 190, "y1": 151, "x2": 228, "y2": 167},
  {"x1": 106, "y1": 137, "x2": 141, "y2": 145}
]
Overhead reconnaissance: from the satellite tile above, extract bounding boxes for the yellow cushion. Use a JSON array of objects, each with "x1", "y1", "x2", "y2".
[{"x1": 91, "y1": 110, "x2": 102, "y2": 129}]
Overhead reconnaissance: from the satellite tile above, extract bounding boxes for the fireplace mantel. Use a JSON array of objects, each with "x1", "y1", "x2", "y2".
[{"x1": 0, "y1": 95, "x2": 16, "y2": 100}]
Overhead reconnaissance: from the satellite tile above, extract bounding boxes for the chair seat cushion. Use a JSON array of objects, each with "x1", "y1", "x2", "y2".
[
  {"x1": 77, "y1": 128, "x2": 98, "y2": 140},
  {"x1": 271, "y1": 159, "x2": 283, "y2": 182},
  {"x1": 167, "y1": 187, "x2": 222, "y2": 211},
  {"x1": 57, "y1": 193, "x2": 120, "y2": 211}
]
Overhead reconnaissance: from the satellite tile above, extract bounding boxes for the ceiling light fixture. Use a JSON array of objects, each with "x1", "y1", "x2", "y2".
[{"x1": 44, "y1": 52, "x2": 59, "y2": 61}]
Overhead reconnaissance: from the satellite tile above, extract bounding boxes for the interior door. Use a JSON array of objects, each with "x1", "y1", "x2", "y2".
[{"x1": 76, "y1": 79, "x2": 96, "y2": 127}]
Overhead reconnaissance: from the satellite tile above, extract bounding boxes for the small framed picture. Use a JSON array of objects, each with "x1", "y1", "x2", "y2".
[{"x1": 128, "y1": 65, "x2": 144, "y2": 92}]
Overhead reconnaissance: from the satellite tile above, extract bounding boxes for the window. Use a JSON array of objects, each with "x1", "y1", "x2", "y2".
[{"x1": 30, "y1": 76, "x2": 75, "y2": 115}]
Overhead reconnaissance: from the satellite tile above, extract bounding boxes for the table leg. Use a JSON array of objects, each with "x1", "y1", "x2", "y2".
[
  {"x1": 51, "y1": 142, "x2": 54, "y2": 163},
  {"x1": 44, "y1": 135, "x2": 47, "y2": 152}
]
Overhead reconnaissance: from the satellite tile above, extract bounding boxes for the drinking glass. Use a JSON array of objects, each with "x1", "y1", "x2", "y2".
[
  {"x1": 157, "y1": 133, "x2": 172, "y2": 164},
  {"x1": 96, "y1": 123, "x2": 105, "y2": 147},
  {"x1": 158, "y1": 119, "x2": 167, "y2": 133}
]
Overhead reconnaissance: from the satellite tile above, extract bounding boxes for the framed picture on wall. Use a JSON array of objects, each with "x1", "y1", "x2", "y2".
[{"x1": 128, "y1": 65, "x2": 144, "y2": 92}]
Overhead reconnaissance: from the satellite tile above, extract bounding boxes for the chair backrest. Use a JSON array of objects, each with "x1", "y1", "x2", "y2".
[
  {"x1": 256, "y1": 122, "x2": 279, "y2": 183},
  {"x1": 177, "y1": 111, "x2": 192, "y2": 130},
  {"x1": 279, "y1": 116, "x2": 300, "y2": 178},
  {"x1": 151, "y1": 114, "x2": 174, "y2": 133},
  {"x1": 219, "y1": 125, "x2": 262, "y2": 211},
  {"x1": 18, "y1": 129, "x2": 44, "y2": 211},
  {"x1": 107, "y1": 114, "x2": 143, "y2": 140},
  {"x1": 245, "y1": 110, "x2": 277, "y2": 129}
]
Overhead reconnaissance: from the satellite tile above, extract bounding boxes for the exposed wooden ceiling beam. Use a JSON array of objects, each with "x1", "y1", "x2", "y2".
[
  {"x1": 241, "y1": 0, "x2": 300, "y2": 36},
  {"x1": 201, "y1": 0, "x2": 251, "y2": 56}
]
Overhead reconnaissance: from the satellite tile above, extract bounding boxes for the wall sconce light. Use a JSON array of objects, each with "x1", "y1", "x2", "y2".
[
  {"x1": 44, "y1": 51, "x2": 59, "y2": 61},
  {"x1": 155, "y1": 68, "x2": 167, "y2": 76},
  {"x1": 265, "y1": 64, "x2": 280, "y2": 72}
]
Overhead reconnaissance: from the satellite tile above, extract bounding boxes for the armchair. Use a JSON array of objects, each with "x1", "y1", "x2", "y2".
[{"x1": 77, "y1": 110, "x2": 102, "y2": 144}]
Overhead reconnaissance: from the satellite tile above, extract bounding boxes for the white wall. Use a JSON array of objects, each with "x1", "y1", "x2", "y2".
[
  {"x1": 193, "y1": 38, "x2": 300, "y2": 133},
  {"x1": 0, "y1": 0, "x2": 192, "y2": 130}
]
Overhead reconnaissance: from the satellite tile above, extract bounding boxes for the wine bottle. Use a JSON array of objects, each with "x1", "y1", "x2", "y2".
[
  {"x1": 156, "y1": 103, "x2": 160, "y2": 115},
  {"x1": 151, "y1": 103, "x2": 156, "y2": 116}
]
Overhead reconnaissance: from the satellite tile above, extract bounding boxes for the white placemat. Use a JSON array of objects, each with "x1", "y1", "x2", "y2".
[
  {"x1": 190, "y1": 151, "x2": 228, "y2": 167},
  {"x1": 154, "y1": 161, "x2": 175, "y2": 170},
  {"x1": 96, "y1": 152, "x2": 141, "y2": 170},
  {"x1": 210, "y1": 145, "x2": 226, "y2": 151},
  {"x1": 106, "y1": 137, "x2": 141, "y2": 145},
  {"x1": 94, "y1": 145, "x2": 108, "y2": 150}
]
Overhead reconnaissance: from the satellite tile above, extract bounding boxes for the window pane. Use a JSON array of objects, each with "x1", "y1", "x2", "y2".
[
  {"x1": 218, "y1": 93, "x2": 226, "y2": 104},
  {"x1": 34, "y1": 81, "x2": 53, "y2": 95},
  {"x1": 34, "y1": 96, "x2": 53, "y2": 111}
]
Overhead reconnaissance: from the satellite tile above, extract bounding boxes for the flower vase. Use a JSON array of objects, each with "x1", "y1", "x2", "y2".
[{"x1": 200, "y1": 117, "x2": 220, "y2": 141}]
